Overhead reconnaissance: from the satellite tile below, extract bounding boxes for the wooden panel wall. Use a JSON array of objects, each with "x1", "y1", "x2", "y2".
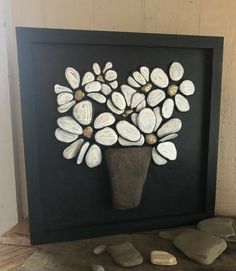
[{"x1": 6, "y1": 0, "x2": 236, "y2": 218}]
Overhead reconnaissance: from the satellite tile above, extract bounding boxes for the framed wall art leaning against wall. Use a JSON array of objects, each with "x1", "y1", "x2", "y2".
[{"x1": 16, "y1": 27, "x2": 223, "y2": 244}]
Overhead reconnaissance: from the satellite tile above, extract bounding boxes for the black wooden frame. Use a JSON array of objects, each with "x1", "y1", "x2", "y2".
[{"x1": 16, "y1": 27, "x2": 223, "y2": 244}]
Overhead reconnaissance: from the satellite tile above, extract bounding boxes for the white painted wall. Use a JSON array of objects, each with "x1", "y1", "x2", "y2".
[{"x1": 0, "y1": 0, "x2": 18, "y2": 234}]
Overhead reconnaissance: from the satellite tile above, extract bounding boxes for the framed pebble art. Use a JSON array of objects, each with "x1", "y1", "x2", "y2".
[{"x1": 16, "y1": 27, "x2": 223, "y2": 244}]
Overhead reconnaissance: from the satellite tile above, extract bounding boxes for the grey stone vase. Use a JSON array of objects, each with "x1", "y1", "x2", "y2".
[{"x1": 105, "y1": 147, "x2": 152, "y2": 209}]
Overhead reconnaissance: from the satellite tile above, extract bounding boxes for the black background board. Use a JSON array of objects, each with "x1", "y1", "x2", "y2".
[{"x1": 16, "y1": 28, "x2": 223, "y2": 244}]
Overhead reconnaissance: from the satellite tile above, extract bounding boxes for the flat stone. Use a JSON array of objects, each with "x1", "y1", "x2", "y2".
[
  {"x1": 151, "y1": 250, "x2": 177, "y2": 265},
  {"x1": 107, "y1": 242, "x2": 143, "y2": 267},
  {"x1": 173, "y1": 229, "x2": 227, "y2": 265},
  {"x1": 159, "y1": 227, "x2": 191, "y2": 241},
  {"x1": 105, "y1": 147, "x2": 152, "y2": 209},
  {"x1": 93, "y1": 245, "x2": 107, "y2": 255},
  {"x1": 92, "y1": 265, "x2": 105, "y2": 271},
  {"x1": 197, "y1": 217, "x2": 235, "y2": 238}
]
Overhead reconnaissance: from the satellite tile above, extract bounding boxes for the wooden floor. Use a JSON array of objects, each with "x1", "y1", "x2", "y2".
[{"x1": 0, "y1": 220, "x2": 35, "y2": 271}]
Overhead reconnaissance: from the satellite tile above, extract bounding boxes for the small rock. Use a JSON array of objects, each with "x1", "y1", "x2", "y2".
[
  {"x1": 74, "y1": 89, "x2": 85, "y2": 101},
  {"x1": 173, "y1": 228, "x2": 227, "y2": 265},
  {"x1": 83, "y1": 126, "x2": 93, "y2": 138},
  {"x1": 92, "y1": 264, "x2": 105, "y2": 271},
  {"x1": 145, "y1": 134, "x2": 157, "y2": 145},
  {"x1": 151, "y1": 250, "x2": 177, "y2": 265},
  {"x1": 107, "y1": 241, "x2": 143, "y2": 267},
  {"x1": 167, "y1": 84, "x2": 178, "y2": 97},
  {"x1": 93, "y1": 245, "x2": 107, "y2": 255},
  {"x1": 197, "y1": 217, "x2": 235, "y2": 238},
  {"x1": 97, "y1": 75, "x2": 105, "y2": 82}
]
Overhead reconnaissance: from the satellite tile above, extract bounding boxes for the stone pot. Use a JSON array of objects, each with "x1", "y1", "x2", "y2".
[{"x1": 105, "y1": 147, "x2": 152, "y2": 209}]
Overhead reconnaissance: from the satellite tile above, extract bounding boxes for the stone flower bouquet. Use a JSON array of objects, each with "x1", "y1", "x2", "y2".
[{"x1": 54, "y1": 61, "x2": 195, "y2": 209}]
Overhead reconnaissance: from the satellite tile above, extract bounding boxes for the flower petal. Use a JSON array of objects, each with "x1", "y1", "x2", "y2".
[
  {"x1": 95, "y1": 127, "x2": 118, "y2": 146},
  {"x1": 65, "y1": 67, "x2": 80, "y2": 89},
  {"x1": 57, "y1": 92, "x2": 73, "y2": 105},
  {"x1": 130, "y1": 93, "x2": 145, "y2": 109},
  {"x1": 150, "y1": 68, "x2": 169, "y2": 88},
  {"x1": 73, "y1": 101, "x2": 93, "y2": 125},
  {"x1": 57, "y1": 100, "x2": 76, "y2": 113},
  {"x1": 102, "y1": 62, "x2": 113, "y2": 73},
  {"x1": 105, "y1": 70, "x2": 117, "y2": 81},
  {"x1": 140, "y1": 66, "x2": 150, "y2": 82},
  {"x1": 179, "y1": 80, "x2": 195, "y2": 96},
  {"x1": 153, "y1": 107, "x2": 162, "y2": 131},
  {"x1": 57, "y1": 116, "x2": 83, "y2": 135},
  {"x1": 162, "y1": 98, "x2": 174, "y2": 119},
  {"x1": 157, "y1": 118, "x2": 182, "y2": 138},
  {"x1": 109, "y1": 80, "x2": 118, "y2": 89},
  {"x1": 147, "y1": 89, "x2": 166, "y2": 107},
  {"x1": 157, "y1": 142, "x2": 177, "y2": 161},
  {"x1": 118, "y1": 135, "x2": 145, "y2": 146},
  {"x1": 169, "y1": 62, "x2": 184, "y2": 81},
  {"x1": 85, "y1": 144, "x2": 102, "y2": 168},
  {"x1": 107, "y1": 99, "x2": 124, "y2": 115},
  {"x1": 82, "y1": 72, "x2": 95, "y2": 86},
  {"x1": 121, "y1": 84, "x2": 136, "y2": 107},
  {"x1": 77, "y1": 142, "x2": 90, "y2": 164},
  {"x1": 94, "y1": 112, "x2": 115, "y2": 129},
  {"x1": 152, "y1": 147, "x2": 167, "y2": 165},
  {"x1": 93, "y1": 63, "x2": 101, "y2": 75},
  {"x1": 63, "y1": 139, "x2": 84, "y2": 159},
  {"x1": 101, "y1": 83, "x2": 112, "y2": 96},
  {"x1": 159, "y1": 133, "x2": 178, "y2": 142},
  {"x1": 84, "y1": 81, "x2": 101, "y2": 93},
  {"x1": 54, "y1": 84, "x2": 72, "y2": 94},
  {"x1": 88, "y1": 93, "x2": 106, "y2": 104},
  {"x1": 175, "y1": 94, "x2": 190, "y2": 112},
  {"x1": 137, "y1": 108, "x2": 156, "y2": 133},
  {"x1": 55, "y1": 128, "x2": 78, "y2": 143},
  {"x1": 133, "y1": 71, "x2": 146, "y2": 85},
  {"x1": 128, "y1": 76, "x2": 140, "y2": 88}
]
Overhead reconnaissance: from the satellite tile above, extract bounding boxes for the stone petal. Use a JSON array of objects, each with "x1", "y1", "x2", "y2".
[
  {"x1": 121, "y1": 84, "x2": 136, "y2": 107},
  {"x1": 65, "y1": 67, "x2": 80, "y2": 89},
  {"x1": 169, "y1": 62, "x2": 184, "y2": 81},
  {"x1": 153, "y1": 107, "x2": 162, "y2": 131},
  {"x1": 63, "y1": 139, "x2": 84, "y2": 159},
  {"x1": 55, "y1": 128, "x2": 78, "y2": 143},
  {"x1": 140, "y1": 66, "x2": 149, "y2": 82},
  {"x1": 58, "y1": 100, "x2": 76, "y2": 113},
  {"x1": 157, "y1": 142, "x2": 177, "y2": 160},
  {"x1": 101, "y1": 83, "x2": 112, "y2": 95},
  {"x1": 77, "y1": 142, "x2": 90, "y2": 164},
  {"x1": 157, "y1": 118, "x2": 182, "y2": 138},
  {"x1": 159, "y1": 133, "x2": 178, "y2": 142},
  {"x1": 95, "y1": 127, "x2": 118, "y2": 146},
  {"x1": 105, "y1": 70, "x2": 117, "y2": 81},
  {"x1": 147, "y1": 89, "x2": 166, "y2": 107},
  {"x1": 88, "y1": 93, "x2": 106, "y2": 104},
  {"x1": 109, "y1": 80, "x2": 118, "y2": 89},
  {"x1": 118, "y1": 135, "x2": 145, "y2": 147},
  {"x1": 130, "y1": 93, "x2": 145, "y2": 109},
  {"x1": 107, "y1": 99, "x2": 124, "y2": 115},
  {"x1": 102, "y1": 62, "x2": 113, "y2": 73},
  {"x1": 57, "y1": 92, "x2": 73, "y2": 105},
  {"x1": 150, "y1": 68, "x2": 169, "y2": 88},
  {"x1": 162, "y1": 98, "x2": 174, "y2": 119},
  {"x1": 175, "y1": 94, "x2": 190, "y2": 112},
  {"x1": 152, "y1": 148, "x2": 167, "y2": 165},
  {"x1": 82, "y1": 71, "x2": 95, "y2": 86},
  {"x1": 131, "y1": 113, "x2": 138, "y2": 126},
  {"x1": 137, "y1": 108, "x2": 156, "y2": 133},
  {"x1": 136, "y1": 100, "x2": 146, "y2": 112},
  {"x1": 94, "y1": 112, "x2": 115, "y2": 129},
  {"x1": 111, "y1": 92, "x2": 126, "y2": 110},
  {"x1": 85, "y1": 81, "x2": 101, "y2": 93},
  {"x1": 85, "y1": 144, "x2": 102, "y2": 168},
  {"x1": 179, "y1": 80, "x2": 195, "y2": 96},
  {"x1": 133, "y1": 71, "x2": 146, "y2": 85},
  {"x1": 54, "y1": 84, "x2": 72, "y2": 94},
  {"x1": 128, "y1": 76, "x2": 140, "y2": 88},
  {"x1": 73, "y1": 100, "x2": 93, "y2": 125},
  {"x1": 57, "y1": 116, "x2": 83, "y2": 135},
  {"x1": 93, "y1": 63, "x2": 101, "y2": 75},
  {"x1": 116, "y1": 120, "x2": 141, "y2": 142}
]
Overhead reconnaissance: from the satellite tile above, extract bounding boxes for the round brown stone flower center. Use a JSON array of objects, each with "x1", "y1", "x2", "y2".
[
  {"x1": 74, "y1": 89, "x2": 85, "y2": 101},
  {"x1": 145, "y1": 134, "x2": 158, "y2": 145},
  {"x1": 83, "y1": 126, "x2": 93, "y2": 138},
  {"x1": 167, "y1": 84, "x2": 178, "y2": 97}
]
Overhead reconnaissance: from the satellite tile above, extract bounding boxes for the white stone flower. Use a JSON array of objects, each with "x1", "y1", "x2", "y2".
[
  {"x1": 125, "y1": 63, "x2": 195, "y2": 119},
  {"x1": 55, "y1": 66, "x2": 113, "y2": 114},
  {"x1": 55, "y1": 107, "x2": 118, "y2": 168},
  {"x1": 115, "y1": 106, "x2": 182, "y2": 165}
]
